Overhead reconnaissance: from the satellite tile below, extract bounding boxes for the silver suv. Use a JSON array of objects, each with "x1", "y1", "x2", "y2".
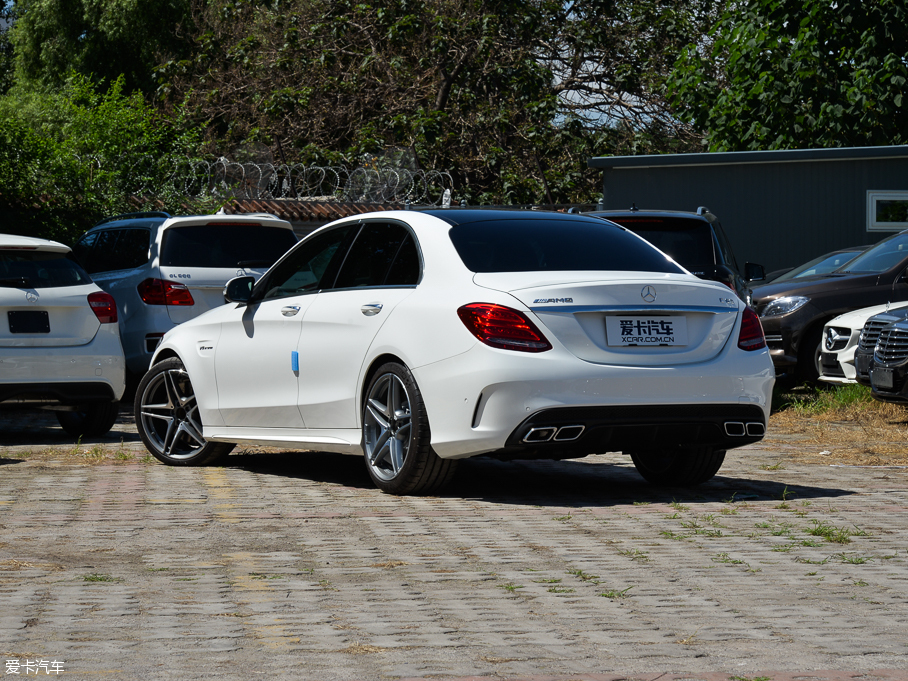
[{"x1": 73, "y1": 212, "x2": 297, "y2": 375}]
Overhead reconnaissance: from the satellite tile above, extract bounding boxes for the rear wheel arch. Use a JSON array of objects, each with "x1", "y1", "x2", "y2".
[{"x1": 360, "y1": 353, "x2": 408, "y2": 409}]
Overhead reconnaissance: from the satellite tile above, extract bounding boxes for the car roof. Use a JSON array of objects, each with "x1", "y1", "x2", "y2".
[
  {"x1": 587, "y1": 209, "x2": 714, "y2": 223},
  {"x1": 0, "y1": 233, "x2": 70, "y2": 253},
  {"x1": 419, "y1": 208, "x2": 615, "y2": 227},
  {"x1": 86, "y1": 212, "x2": 293, "y2": 232}
]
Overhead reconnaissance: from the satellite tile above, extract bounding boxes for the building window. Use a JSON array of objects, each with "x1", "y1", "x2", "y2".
[{"x1": 867, "y1": 191, "x2": 908, "y2": 231}]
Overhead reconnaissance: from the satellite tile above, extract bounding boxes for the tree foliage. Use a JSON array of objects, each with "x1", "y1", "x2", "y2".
[
  {"x1": 0, "y1": 75, "x2": 206, "y2": 243},
  {"x1": 668, "y1": 0, "x2": 908, "y2": 151},
  {"x1": 9, "y1": 0, "x2": 193, "y2": 95},
  {"x1": 157, "y1": 0, "x2": 714, "y2": 204}
]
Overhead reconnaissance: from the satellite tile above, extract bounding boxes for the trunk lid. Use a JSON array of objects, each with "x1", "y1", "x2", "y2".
[
  {"x1": 0, "y1": 284, "x2": 101, "y2": 348},
  {"x1": 474, "y1": 271, "x2": 741, "y2": 366}
]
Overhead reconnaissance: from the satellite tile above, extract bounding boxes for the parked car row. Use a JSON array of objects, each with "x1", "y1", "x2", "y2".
[
  {"x1": 753, "y1": 230, "x2": 908, "y2": 387},
  {"x1": 0, "y1": 212, "x2": 298, "y2": 437}
]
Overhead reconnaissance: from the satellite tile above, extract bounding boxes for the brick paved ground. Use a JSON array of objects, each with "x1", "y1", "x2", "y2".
[{"x1": 0, "y1": 409, "x2": 906, "y2": 680}]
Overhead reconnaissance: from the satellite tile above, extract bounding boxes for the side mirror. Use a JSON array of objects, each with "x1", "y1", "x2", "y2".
[
  {"x1": 745, "y1": 262, "x2": 765, "y2": 282},
  {"x1": 224, "y1": 275, "x2": 255, "y2": 304}
]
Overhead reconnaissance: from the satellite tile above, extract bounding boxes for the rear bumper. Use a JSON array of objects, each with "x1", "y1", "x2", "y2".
[
  {"x1": 415, "y1": 342, "x2": 774, "y2": 459},
  {"x1": 0, "y1": 327, "x2": 125, "y2": 404}
]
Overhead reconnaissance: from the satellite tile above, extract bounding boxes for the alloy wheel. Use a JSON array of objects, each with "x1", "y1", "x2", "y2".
[
  {"x1": 363, "y1": 372, "x2": 412, "y2": 481},
  {"x1": 137, "y1": 366, "x2": 206, "y2": 460}
]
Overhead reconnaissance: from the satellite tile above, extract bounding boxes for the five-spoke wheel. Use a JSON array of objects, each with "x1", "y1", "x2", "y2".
[
  {"x1": 134, "y1": 358, "x2": 234, "y2": 466},
  {"x1": 362, "y1": 362, "x2": 456, "y2": 494}
]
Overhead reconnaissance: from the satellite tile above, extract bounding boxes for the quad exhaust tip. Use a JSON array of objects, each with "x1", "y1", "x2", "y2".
[
  {"x1": 724, "y1": 422, "x2": 765, "y2": 437},
  {"x1": 522, "y1": 425, "x2": 585, "y2": 444}
]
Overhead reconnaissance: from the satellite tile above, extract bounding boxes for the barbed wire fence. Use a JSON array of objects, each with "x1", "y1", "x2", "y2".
[{"x1": 115, "y1": 155, "x2": 456, "y2": 206}]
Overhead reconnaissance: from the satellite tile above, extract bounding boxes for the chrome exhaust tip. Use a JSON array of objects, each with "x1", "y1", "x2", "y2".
[
  {"x1": 724, "y1": 422, "x2": 746, "y2": 437},
  {"x1": 553, "y1": 425, "x2": 585, "y2": 442},
  {"x1": 746, "y1": 422, "x2": 765, "y2": 437},
  {"x1": 522, "y1": 426, "x2": 557, "y2": 443}
]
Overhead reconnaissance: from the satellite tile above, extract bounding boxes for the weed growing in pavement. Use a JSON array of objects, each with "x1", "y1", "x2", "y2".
[
  {"x1": 146, "y1": 567, "x2": 169, "y2": 572},
  {"x1": 83, "y1": 444, "x2": 105, "y2": 461},
  {"x1": 250, "y1": 573, "x2": 285, "y2": 580},
  {"x1": 533, "y1": 578, "x2": 562, "y2": 584},
  {"x1": 499, "y1": 583, "x2": 524, "y2": 592},
  {"x1": 548, "y1": 586, "x2": 575, "y2": 593},
  {"x1": 664, "y1": 512, "x2": 682, "y2": 519},
  {"x1": 712, "y1": 553, "x2": 745, "y2": 564},
  {"x1": 772, "y1": 543, "x2": 797, "y2": 553},
  {"x1": 731, "y1": 676, "x2": 771, "y2": 681},
  {"x1": 140, "y1": 454, "x2": 154, "y2": 464},
  {"x1": 779, "y1": 485, "x2": 795, "y2": 501},
  {"x1": 661, "y1": 530, "x2": 685, "y2": 540},
  {"x1": 568, "y1": 569, "x2": 600, "y2": 583},
  {"x1": 807, "y1": 520, "x2": 853, "y2": 544},
  {"x1": 114, "y1": 440, "x2": 132, "y2": 460},
  {"x1": 720, "y1": 506, "x2": 739, "y2": 515},
  {"x1": 632, "y1": 501, "x2": 650, "y2": 506},
  {"x1": 553, "y1": 515, "x2": 572, "y2": 522},
  {"x1": 69, "y1": 437, "x2": 83, "y2": 457},
  {"x1": 670, "y1": 499, "x2": 689, "y2": 511},
  {"x1": 82, "y1": 573, "x2": 121, "y2": 582},
  {"x1": 618, "y1": 548, "x2": 650, "y2": 562},
  {"x1": 598, "y1": 586, "x2": 633, "y2": 599},
  {"x1": 776, "y1": 501, "x2": 791, "y2": 509},
  {"x1": 839, "y1": 554, "x2": 872, "y2": 564},
  {"x1": 760, "y1": 461, "x2": 785, "y2": 470}
]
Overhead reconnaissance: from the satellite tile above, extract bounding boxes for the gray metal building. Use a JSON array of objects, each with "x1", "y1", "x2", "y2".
[{"x1": 588, "y1": 146, "x2": 908, "y2": 273}]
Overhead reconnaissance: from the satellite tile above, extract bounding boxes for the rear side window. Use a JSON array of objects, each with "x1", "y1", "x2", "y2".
[
  {"x1": 449, "y1": 219, "x2": 684, "y2": 274},
  {"x1": 160, "y1": 224, "x2": 297, "y2": 268},
  {"x1": 0, "y1": 250, "x2": 92, "y2": 289},
  {"x1": 606, "y1": 217, "x2": 715, "y2": 272},
  {"x1": 74, "y1": 228, "x2": 150, "y2": 274},
  {"x1": 334, "y1": 223, "x2": 419, "y2": 288}
]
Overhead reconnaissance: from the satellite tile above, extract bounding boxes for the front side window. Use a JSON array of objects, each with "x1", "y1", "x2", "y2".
[
  {"x1": 450, "y1": 218, "x2": 685, "y2": 274},
  {"x1": 0, "y1": 250, "x2": 92, "y2": 289},
  {"x1": 258, "y1": 225, "x2": 355, "y2": 301},
  {"x1": 74, "y1": 228, "x2": 150, "y2": 274},
  {"x1": 334, "y1": 223, "x2": 419, "y2": 289}
]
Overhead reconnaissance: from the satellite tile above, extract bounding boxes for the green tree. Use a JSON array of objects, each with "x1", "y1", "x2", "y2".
[
  {"x1": 9, "y1": 0, "x2": 193, "y2": 95},
  {"x1": 0, "y1": 1, "x2": 15, "y2": 94},
  {"x1": 668, "y1": 0, "x2": 908, "y2": 151},
  {"x1": 0, "y1": 75, "x2": 206, "y2": 243},
  {"x1": 157, "y1": 0, "x2": 716, "y2": 204}
]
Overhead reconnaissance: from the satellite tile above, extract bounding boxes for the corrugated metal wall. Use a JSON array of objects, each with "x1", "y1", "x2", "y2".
[{"x1": 601, "y1": 158, "x2": 908, "y2": 273}]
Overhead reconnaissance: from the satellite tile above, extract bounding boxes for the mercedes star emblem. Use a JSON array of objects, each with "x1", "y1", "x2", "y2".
[
  {"x1": 25, "y1": 291, "x2": 38, "y2": 303},
  {"x1": 641, "y1": 285, "x2": 657, "y2": 303}
]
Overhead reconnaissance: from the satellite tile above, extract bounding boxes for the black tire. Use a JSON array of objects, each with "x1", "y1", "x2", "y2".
[
  {"x1": 56, "y1": 401, "x2": 119, "y2": 437},
  {"x1": 362, "y1": 362, "x2": 458, "y2": 495},
  {"x1": 134, "y1": 358, "x2": 234, "y2": 466},
  {"x1": 796, "y1": 326, "x2": 824, "y2": 386},
  {"x1": 629, "y1": 447, "x2": 726, "y2": 486}
]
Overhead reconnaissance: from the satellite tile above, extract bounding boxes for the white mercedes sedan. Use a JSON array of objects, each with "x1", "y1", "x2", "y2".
[{"x1": 135, "y1": 210, "x2": 774, "y2": 494}]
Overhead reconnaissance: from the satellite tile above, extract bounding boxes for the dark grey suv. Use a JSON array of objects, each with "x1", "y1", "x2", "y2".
[{"x1": 586, "y1": 207, "x2": 764, "y2": 304}]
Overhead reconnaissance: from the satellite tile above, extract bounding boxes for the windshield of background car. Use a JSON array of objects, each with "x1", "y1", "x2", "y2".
[
  {"x1": 772, "y1": 250, "x2": 864, "y2": 282},
  {"x1": 836, "y1": 233, "x2": 908, "y2": 274},
  {"x1": 0, "y1": 250, "x2": 92, "y2": 288},
  {"x1": 603, "y1": 217, "x2": 715, "y2": 272},
  {"x1": 161, "y1": 224, "x2": 297, "y2": 268},
  {"x1": 448, "y1": 219, "x2": 685, "y2": 273}
]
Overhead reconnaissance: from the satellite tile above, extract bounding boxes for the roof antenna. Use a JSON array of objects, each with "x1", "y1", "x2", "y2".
[{"x1": 630, "y1": 203, "x2": 639, "y2": 212}]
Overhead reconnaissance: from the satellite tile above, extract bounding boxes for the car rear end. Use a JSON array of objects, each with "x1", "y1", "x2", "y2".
[
  {"x1": 0, "y1": 236, "x2": 124, "y2": 408},
  {"x1": 408, "y1": 213, "x2": 775, "y2": 460}
]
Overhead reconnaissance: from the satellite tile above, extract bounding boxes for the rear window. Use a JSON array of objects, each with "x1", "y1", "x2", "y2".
[
  {"x1": 0, "y1": 250, "x2": 92, "y2": 289},
  {"x1": 448, "y1": 219, "x2": 684, "y2": 274},
  {"x1": 161, "y1": 224, "x2": 297, "y2": 268},
  {"x1": 606, "y1": 217, "x2": 715, "y2": 271}
]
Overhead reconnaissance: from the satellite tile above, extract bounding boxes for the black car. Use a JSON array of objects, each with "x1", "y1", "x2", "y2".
[
  {"x1": 764, "y1": 246, "x2": 869, "y2": 284},
  {"x1": 752, "y1": 229, "x2": 908, "y2": 386},
  {"x1": 869, "y1": 316, "x2": 908, "y2": 402},
  {"x1": 586, "y1": 207, "x2": 764, "y2": 304},
  {"x1": 853, "y1": 306, "x2": 908, "y2": 386}
]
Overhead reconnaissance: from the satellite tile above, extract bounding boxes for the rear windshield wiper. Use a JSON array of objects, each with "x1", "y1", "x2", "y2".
[
  {"x1": 238, "y1": 260, "x2": 273, "y2": 268},
  {"x1": 0, "y1": 277, "x2": 29, "y2": 287}
]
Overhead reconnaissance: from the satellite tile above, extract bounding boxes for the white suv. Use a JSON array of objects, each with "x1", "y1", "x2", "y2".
[
  {"x1": 72, "y1": 212, "x2": 298, "y2": 375},
  {"x1": 0, "y1": 234, "x2": 125, "y2": 436}
]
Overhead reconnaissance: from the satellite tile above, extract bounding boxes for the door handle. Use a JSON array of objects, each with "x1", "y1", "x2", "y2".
[
  {"x1": 281, "y1": 306, "x2": 301, "y2": 316},
  {"x1": 361, "y1": 303, "x2": 383, "y2": 316}
]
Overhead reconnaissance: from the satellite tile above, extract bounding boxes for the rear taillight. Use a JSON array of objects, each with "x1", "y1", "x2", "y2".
[
  {"x1": 738, "y1": 306, "x2": 766, "y2": 351},
  {"x1": 87, "y1": 291, "x2": 118, "y2": 323},
  {"x1": 457, "y1": 303, "x2": 552, "y2": 352},
  {"x1": 137, "y1": 278, "x2": 195, "y2": 306}
]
